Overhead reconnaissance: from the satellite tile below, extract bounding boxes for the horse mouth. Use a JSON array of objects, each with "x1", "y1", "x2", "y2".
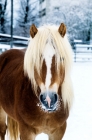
[
  {"x1": 37, "y1": 97, "x2": 61, "y2": 113},
  {"x1": 41, "y1": 104, "x2": 57, "y2": 112}
]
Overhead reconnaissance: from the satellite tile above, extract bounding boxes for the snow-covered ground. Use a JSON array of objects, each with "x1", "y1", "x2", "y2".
[
  {"x1": 5, "y1": 62, "x2": 92, "y2": 140},
  {"x1": 63, "y1": 62, "x2": 92, "y2": 140}
]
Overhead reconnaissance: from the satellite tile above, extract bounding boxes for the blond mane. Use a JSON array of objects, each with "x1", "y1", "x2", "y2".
[{"x1": 24, "y1": 25, "x2": 73, "y2": 110}]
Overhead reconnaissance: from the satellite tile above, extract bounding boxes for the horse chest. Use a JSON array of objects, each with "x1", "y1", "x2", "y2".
[
  {"x1": 30, "y1": 113, "x2": 65, "y2": 134},
  {"x1": 33, "y1": 112, "x2": 64, "y2": 127}
]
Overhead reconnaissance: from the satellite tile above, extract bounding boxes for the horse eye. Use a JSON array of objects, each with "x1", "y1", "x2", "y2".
[
  {"x1": 51, "y1": 40, "x2": 55, "y2": 49},
  {"x1": 62, "y1": 57, "x2": 64, "y2": 61},
  {"x1": 46, "y1": 39, "x2": 48, "y2": 44},
  {"x1": 60, "y1": 57, "x2": 62, "y2": 61},
  {"x1": 60, "y1": 57, "x2": 64, "y2": 62},
  {"x1": 40, "y1": 54, "x2": 43, "y2": 59}
]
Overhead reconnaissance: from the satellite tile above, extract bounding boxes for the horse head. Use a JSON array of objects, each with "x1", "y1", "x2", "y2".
[{"x1": 24, "y1": 23, "x2": 73, "y2": 112}]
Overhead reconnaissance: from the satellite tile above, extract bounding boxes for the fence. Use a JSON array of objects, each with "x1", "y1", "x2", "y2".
[
  {"x1": 0, "y1": 34, "x2": 92, "y2": 62},
  {"x1": 73, "y1": 44, "x2": 92, "y2": 62},
  {"x1": 0, "y1": 33, "x2": 29, "y2": 53}
]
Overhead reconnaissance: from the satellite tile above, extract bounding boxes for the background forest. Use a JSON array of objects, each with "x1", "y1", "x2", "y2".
[{"x1": 0, "y1": 0, "x2": 92, "y2": 43}]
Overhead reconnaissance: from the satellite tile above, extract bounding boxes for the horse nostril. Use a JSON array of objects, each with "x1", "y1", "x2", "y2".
[
  {"x1": 40, "y1": 94, "x2": 46, "y2": 104},
  {"x1": 40, "y1": 94, "x2": 43, "y2": 103},
  {"x1": 50, "y1": 93, "x2": 58, "y2": 105},
  {"x1": 54, "y1": 93, "x2": 58, "y2": 103}
]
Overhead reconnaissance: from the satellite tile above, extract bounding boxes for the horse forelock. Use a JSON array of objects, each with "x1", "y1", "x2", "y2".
[{"x1": 24, "y1": 25, "x2": 73, "y2": 111}]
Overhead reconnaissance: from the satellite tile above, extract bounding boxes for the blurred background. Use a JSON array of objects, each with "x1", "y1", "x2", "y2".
[{"x1": 0, "y1": 0, "x2": 92, "y2": 61}]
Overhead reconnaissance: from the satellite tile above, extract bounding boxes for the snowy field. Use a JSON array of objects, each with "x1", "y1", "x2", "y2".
[
  {"x1": 63, "y1": 62, "x2": 92, "y2": 140},
  {"x1": 5, "y1": 62, "x2": 92, "y2": 140}
]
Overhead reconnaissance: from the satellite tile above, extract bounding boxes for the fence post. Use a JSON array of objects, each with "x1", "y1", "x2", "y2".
[
  {"x1": 75, "y1": 45, "x2": 76, "y2": 62},
  {"x1": 10, "y1": 0, "x2": 13, "y2": 48}
]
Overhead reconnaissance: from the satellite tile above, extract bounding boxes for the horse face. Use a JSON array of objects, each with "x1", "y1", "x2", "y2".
[
  {"x1": 35, "y1": 38, "x2": 65, "y2": 112},
  {"x1": 24, "y1": 23, "x2": 73, "y2": 112}
]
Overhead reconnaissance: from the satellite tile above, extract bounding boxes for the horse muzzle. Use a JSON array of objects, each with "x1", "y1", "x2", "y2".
[{"x1": 39, "y1": 91, "x2": 58, "y2": 112}]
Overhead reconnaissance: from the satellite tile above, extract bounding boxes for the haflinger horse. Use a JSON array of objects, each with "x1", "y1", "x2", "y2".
[{"x1": 0, "y1": 23, "x2": 73, "y2": 140}]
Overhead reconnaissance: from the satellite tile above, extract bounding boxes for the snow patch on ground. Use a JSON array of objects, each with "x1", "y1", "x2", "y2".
[
  {"x1": 63, "y1": 62, "x2": 92, "y2": 140},
  {"x1": 35, "y1": 133, "x2": 48, "y2": 140}
]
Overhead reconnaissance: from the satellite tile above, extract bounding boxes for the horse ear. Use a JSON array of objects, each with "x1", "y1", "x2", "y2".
[
  {"x1": 30, "y1": 24, "x2": 38, "y2": 38},
  {"x1": 58, "y1": 23, "x2": 66, "y2": 37}
]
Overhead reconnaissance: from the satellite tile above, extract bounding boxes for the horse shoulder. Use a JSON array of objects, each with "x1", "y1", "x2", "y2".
[
  {"x1": 0, "y1": 49, "x2": 25, "y2": 73},
  {"x1": 0, "y1": 55, "x2": 7, "y2": 73}
]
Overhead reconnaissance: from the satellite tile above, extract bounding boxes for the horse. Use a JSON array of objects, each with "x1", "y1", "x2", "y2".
[{"x1": 0, "y1": 23, "x2": 73, "y2": 140}]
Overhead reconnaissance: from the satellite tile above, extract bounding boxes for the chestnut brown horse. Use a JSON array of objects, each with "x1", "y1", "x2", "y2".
[{"x1": 0, "y1": 23, "x2": 73, "y2": 140}]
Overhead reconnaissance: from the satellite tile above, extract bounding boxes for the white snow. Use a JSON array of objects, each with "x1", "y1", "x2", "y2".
[
  {"x1": 5, "y1": 62, "x2": 92, "y2": 140},
  {"x1": 0, "y1": 44, "x2": 26, "y2": 54},
  {"x1": 35, "y1": 133, "x2": 48, "y2": 140},
  {"x1": 63, "y1": 62, "x2": 92, "y2": 140}
]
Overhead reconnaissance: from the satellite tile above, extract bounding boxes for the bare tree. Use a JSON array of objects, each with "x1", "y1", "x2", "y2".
[
  {"x1": 0, "y1": 0, "x2": 9, "y2": 33},
  {"x1": 46, "y1": 0, "x2": 92, "y2": 42},
  {"x1": 14, "y1": 0, "x2": 39, "y2": 37},
  {"x1": 62, "y1": 0, "x2": 92, "y2": 41}
]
